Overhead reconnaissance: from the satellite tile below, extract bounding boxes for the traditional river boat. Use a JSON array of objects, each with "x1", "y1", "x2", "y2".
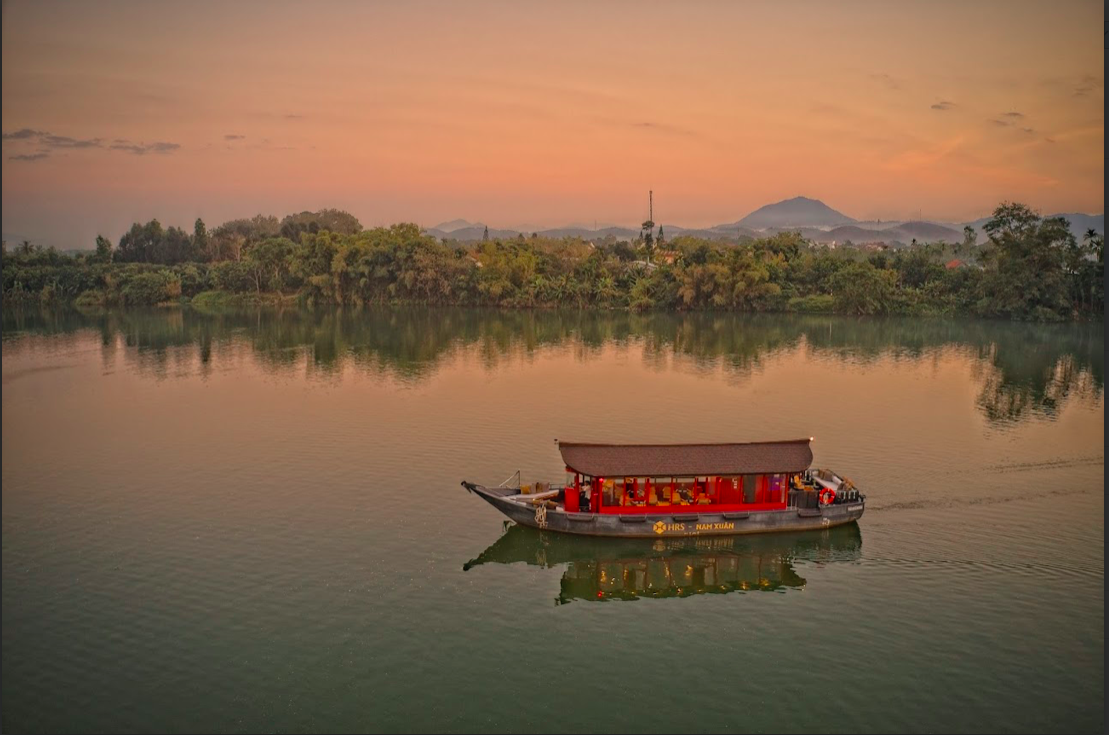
[{"x1": 461, "y1": 438, "x2": 864, "y2": 538}]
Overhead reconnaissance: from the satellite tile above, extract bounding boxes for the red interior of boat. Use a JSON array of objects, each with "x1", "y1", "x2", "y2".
[{"x1": 565, "y1": 471, "x2": 791, "y2": 514}]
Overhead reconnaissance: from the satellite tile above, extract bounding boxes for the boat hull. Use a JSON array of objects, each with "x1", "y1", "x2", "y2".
[{"x1": 462, "y1": 482, "x2": 864, "y2": 538}]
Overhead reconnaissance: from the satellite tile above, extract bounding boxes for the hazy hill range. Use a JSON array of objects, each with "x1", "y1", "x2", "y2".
[
  {"x1": 433, "y1": 218, "x2": 481, "y2": 233},
  {"x1": 5, "y1": 200, "x2": 1100, "y2": 252},
  {"x1": 420, "y1": 197, "x2": 1101, "y2": 246},
  {"x1": 959, "y1": 213, "x2": 1104, "y2": 244}
]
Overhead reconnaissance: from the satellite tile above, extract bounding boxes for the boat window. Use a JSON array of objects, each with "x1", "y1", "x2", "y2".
[
  {"x1": 769, "y1": 474, "x2": 787, "y2": 504},
  {"x1": 601, "y1": 478, "x2": 615, "y2": 507},
  {"x1": 674, "y1": 477, "x2": 695, "y2": 505},
  {"x1": 623, "y1": 477, "x2": 640, "y2": 505},
  {"x1": 654, "y1": 477, "x2": 675, "y2": 506},
  {"x1": 742, "y1": 474, "x2": 757, "y2": 504}
]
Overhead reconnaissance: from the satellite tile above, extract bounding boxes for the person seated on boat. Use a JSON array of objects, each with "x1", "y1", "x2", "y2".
[{"x1": 624, "y1": 478, "x2": 645, "y2": 506}]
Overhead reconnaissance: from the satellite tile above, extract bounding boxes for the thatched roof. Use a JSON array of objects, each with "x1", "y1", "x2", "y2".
[{"x1": 557, "y1": 439, "x2": 813, "y2": 478}]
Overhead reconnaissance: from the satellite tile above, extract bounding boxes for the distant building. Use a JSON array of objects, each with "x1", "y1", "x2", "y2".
[
  {"x1": 945, "y1": 259, "x2": 966, "y2": 269},
  {"x1": 656, "y1": 250, "x2": 678, "y2": 265}
]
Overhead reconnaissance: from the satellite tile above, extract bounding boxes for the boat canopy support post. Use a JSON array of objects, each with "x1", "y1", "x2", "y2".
[{"x1": 498, "y1": 470, "x2": 521, "y2": 489}]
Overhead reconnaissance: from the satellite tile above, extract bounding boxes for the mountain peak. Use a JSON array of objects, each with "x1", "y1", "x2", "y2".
[
  {"x1": 433, "y1": 218, "x2": 483, "y2": 232},
  {"x1": 732, "y1": 197, "x2": 856, "y2": 230}
]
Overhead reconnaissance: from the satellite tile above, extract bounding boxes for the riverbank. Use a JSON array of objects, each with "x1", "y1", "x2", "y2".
[{"x1": 3, "y1": 203, "x2": 1102, "y2": 321}]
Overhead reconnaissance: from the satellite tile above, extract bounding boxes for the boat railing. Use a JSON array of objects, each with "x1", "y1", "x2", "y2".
[{"x1": 497, "y1": 470, "x2": 522, "y2": 489}]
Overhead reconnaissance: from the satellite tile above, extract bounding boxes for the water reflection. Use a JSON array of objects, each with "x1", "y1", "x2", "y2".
[
  {"x1": 463, "y1": 523, "x2": 863, "y2": 603},
  {"x1": 2, "y1": 306, "x2": 1102, "y2": 424}
]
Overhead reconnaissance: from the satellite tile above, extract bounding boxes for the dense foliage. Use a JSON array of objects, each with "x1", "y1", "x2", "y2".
[{"x1": 2, "y1": 204, "x2": 1102, "y2": 320}]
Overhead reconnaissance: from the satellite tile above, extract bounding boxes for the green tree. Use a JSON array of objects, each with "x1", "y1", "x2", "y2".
[
  {"x1": 962, "y1": 225, "x2": 978, "y2": 249},
  {"x1": 245, "y1": 237, "x2": 295, "y2": 292},
  {"x1": 979, "y1": 202, "x2": 1074, "y2": 319},
  {"x1": 94, "y1": 235, "x2": 113, "y2": 264},
  {"x1": 640, "y1": 218, "x2": 655, "y2": 263},
  {"x1": 194, "y1": 218, "x2": 210, "y2": 260},
  {"x1": 279, "y1": 209, "x2": 362, "y2": 241},
  {"x1": 830, "y1": 261, "x2": 897, "y2": 315}
]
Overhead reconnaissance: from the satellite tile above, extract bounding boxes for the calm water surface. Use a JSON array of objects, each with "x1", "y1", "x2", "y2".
[{"x1": 2, "y1": 308, "x2": 1104, "y2": 734}]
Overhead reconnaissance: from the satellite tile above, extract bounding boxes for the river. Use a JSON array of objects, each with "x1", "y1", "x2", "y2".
[{"x1": 2, "y1": 307, "x2": 1103, "y2": 733}]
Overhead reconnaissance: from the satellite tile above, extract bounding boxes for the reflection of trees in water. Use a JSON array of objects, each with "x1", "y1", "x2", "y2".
[
  {"x1": 973, "y1": 333, "x2": 1104, "y2": 423},
  {"x1": 3, "y1": 307, "x2": 1102, "y2": 424},
  {"x1": 793, "y1": 315, "x2": 1104, "y2": 423}
]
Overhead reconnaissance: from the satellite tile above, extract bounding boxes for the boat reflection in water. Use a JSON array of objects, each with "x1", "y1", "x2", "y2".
[{"x1": 464, "y1": 522, "x2": 862, "y2": 603}]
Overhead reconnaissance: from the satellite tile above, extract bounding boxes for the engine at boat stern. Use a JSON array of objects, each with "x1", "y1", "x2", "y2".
[{"x1": 806, "y1": 469, "x2": 866, "y2": 519}]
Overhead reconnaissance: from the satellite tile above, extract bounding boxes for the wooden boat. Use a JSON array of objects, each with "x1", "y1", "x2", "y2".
[
  {"x1": 463, "y1": 522, "x2": 863, "y2": 602},
  {"x1": 461, "y1": 438, "x2": 864, "y2": 538}
]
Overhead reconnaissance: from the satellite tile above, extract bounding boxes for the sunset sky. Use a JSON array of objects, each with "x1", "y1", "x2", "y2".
[{"x1": 2, "y1": 0, "x2": 1103, "y2": 247}]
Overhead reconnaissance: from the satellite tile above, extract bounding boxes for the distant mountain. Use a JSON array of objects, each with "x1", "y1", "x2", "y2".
[
  {"x1": 756, "y1": 221, "x2": 961, "y2": 245},
  {"x1": 563, "y1": 222, "x2": 623, "y2": 231},
  {"x1": 666, "y1": 225, "x2": 757, "y2": 241},
  {"x1": 427, "y1": 225, "x2": 516, "y2": 241},
  {"x1": 760, "y1": 226, "x2": 838, "y2": 241},
  {"x1": 432, "y1": 219, "x2": 482, "y2": 233},
  {"x1": 851, "y1": 220, "x2": 905, "y2": 231},
  {"x1": 959, "y1": 212, "x2": 1103, "y2": 243},
  {"x1": 1051, "y1": 213, "x2": 1104, "y2": 240},
  {"x1": 892, "y1": 221, "x2": 963, "y2": 241},
  {"x1": 423, "y1": 207, "x2": 1103, "y2": 246},
  {"x1": 425, "y1": 223, "x2": 754, "y2": 243},
  {"x1": 695, "y1": 223, "x2": 763, "y2": 239},
  {"x1": 535, "y1": 226, "x2": 639, "y2": 240},
  {"x1": 822, "y1": 225, "x2": 887, "y2": 242},
  {"x1": 729, "y1": 196, "x2": 856, "y2": 230}
]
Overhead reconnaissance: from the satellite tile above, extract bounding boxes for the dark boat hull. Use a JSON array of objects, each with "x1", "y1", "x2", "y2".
[{"x1": 462, "y1": 482, "x2": 864, "y2": 538}]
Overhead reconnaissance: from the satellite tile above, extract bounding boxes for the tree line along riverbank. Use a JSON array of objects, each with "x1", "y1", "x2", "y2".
[{"x1": 2, "y1": 202, "x2": 1102, "y2": 321}]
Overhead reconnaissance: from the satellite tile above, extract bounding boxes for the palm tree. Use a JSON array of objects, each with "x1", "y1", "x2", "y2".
[{"x1": 1084, "y1": 228, "x2": 1104, "y2": 263}]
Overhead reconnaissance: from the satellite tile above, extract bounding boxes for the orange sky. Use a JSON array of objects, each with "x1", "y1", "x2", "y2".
[{"x1": 2, "y1": 0, "x2": 1104, "y2": 246}]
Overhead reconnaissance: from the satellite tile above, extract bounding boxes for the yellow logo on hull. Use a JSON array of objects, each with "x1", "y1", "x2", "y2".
[{"x1": 651, "y1": 520, "x2": 736, "y2": 534}]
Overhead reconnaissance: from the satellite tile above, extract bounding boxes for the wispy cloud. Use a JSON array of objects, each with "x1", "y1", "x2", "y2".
[
  {"x1": 108, "y1": 141, "x2": 181, "y2": 155},
  {"x1": 588, "y1": 116, "x2": 701, "y2": 140},
  {"x1": 870, "y1": 73, "x2": 901, "y2": 91},
  {"x1": 1001, "y1": 111, "x2": 1024, "y2": 119},
  {"x1": 988, "y1": 118, "x2": 1011, "y2": 127},
  {"x1": 629, "y1": 121, "x2": 698, "y2": 138},
  {"x1": 43, "y1": 134, "x2": 102, "y2": 148},
  {"x1": 3, "y1": 128, "x2": 46, "y2": 140},
  {"x1": 224, "y1": 134, "x2": 246, "y2": 141},
  {"x1": 248, "y1": 138, "x2": 296, "y2": 151},
  {"x1": 931, "y1": 100, "x2": 955, "y2": 111},
  {"x1": 1072, "y1": 74, "x2": 1103, "y2": 97},
  {"x1": 283, "y1": 114, "x2": 304, "y2": 120},
  {"x1": 2, "y1": 129, "x2": 181, "y2": 156}
]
